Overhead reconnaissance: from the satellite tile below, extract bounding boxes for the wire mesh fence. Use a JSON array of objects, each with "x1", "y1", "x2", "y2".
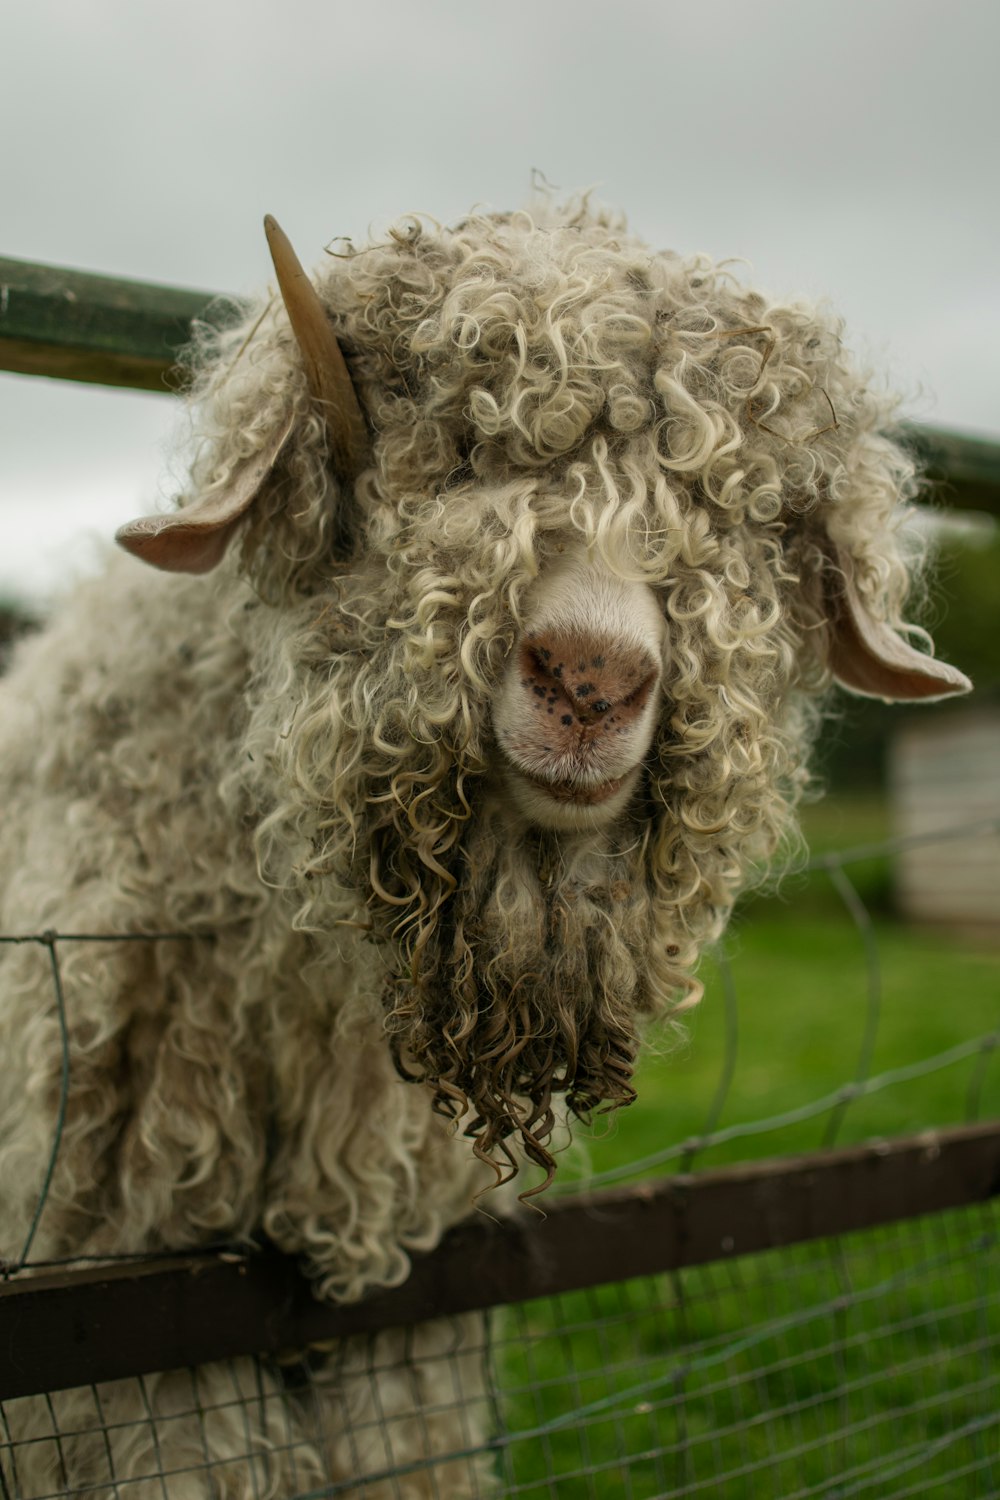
[
  {"x1": 496, "y1": 1202, "x2": 1000, "y2": 1498},
  {"x1": 2, "y1": 814, "x2": 998, "y2": 1498},
  {"x1": 3, "y1": 1203, "x2": 998, "y2": 1498},
  {"x1": 1, "y1": 1316, "x2": 500, "y2": 1500}
]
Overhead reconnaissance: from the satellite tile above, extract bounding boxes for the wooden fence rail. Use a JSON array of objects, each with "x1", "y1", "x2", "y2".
[{"x1": 3, "y1": 1121, "x2": 998, "y2": 1402}]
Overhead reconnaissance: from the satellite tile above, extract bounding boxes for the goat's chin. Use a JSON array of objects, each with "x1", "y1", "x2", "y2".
[{"x1": 500, "y1": 760, "x2": 641, "y2": 832}]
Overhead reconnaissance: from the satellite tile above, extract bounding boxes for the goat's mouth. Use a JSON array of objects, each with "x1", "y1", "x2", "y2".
[{"x1": 519, "y1": 768, "x2": 630, "y2": 806}]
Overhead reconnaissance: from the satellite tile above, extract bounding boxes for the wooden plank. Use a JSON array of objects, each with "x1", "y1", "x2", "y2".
[
  {"x1": 2, "y1": 1120, "x2": 998, "y2": 1401},
  {"x1": 0, "y1": 256, "x2": 228, "y2": 392}
]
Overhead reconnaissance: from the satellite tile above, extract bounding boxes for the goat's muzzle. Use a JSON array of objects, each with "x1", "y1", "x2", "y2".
[{"x1": 492, "y1": 556, "x2": 666, "y2": 830}]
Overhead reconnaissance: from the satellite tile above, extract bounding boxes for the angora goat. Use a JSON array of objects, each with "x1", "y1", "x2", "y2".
[{"x1": 0, "y1": 202, "x2": 969, "y2": 1498}]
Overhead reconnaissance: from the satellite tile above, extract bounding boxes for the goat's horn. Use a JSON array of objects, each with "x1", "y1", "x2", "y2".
[{"x1": 264, "y1": 214, "x2": 370, "y2": 481}]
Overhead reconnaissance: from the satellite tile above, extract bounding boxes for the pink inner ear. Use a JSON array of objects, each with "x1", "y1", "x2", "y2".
[
  {"x1": 830, "y1": 568, "x2": 972, "y2": 702},
  {"x1": 115, "y1": 413, "x2": 296, "y2": 575},
  {"x1": 114, "y1": 515, "x2": 240, "y2": 575}
]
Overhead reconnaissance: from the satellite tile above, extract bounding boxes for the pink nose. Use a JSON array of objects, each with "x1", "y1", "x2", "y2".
[{"x1": 519, "y1": 629, "x2": 659, "y2": 739}]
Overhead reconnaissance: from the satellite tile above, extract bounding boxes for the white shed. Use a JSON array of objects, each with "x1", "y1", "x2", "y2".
[{"x1": 889, "y1": 709, "x2": 1000, "y2": 933}]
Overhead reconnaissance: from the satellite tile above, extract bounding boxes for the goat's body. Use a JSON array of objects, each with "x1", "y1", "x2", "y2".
[
  {"x1": 0, "y1": 557, "x2": 492, "y2": 1497},
  {"x1": 0, "y1": 201, "x2": 969, "y2": 1497},
  {"x1": 0, "y1": 556, "x2": 485, "y2": 1279}
]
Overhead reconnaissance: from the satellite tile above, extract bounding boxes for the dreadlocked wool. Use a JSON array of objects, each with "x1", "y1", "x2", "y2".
[{"x1": 0, "y1": 198, "x2": 966, "y2": 1498}]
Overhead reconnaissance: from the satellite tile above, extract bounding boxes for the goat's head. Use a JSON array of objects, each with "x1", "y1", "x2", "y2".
[{"x1": 118, "y1": 205, "x2": 970, "y2": 1185}]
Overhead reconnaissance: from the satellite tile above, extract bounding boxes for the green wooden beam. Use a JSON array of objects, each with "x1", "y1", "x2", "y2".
[
  {"x1": 906, "y1": 425, "x2": 1000, "y2": 517},
  {"x1": 2, "y1": 252, "x2": 999, "y2": 510},
  {"x1": 0, "y1": 255, "x2": 230, "y2": 393}
]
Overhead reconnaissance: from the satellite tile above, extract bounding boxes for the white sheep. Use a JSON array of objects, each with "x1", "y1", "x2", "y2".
[{"x1": 0, "y1": 202, "x2": 969, "y2": 1498}]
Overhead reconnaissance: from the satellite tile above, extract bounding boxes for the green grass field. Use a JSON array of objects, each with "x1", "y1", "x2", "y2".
[
  {"x1": 564, "y1": 797, "x2": 999, "y2": 1182},
  {"x1": 497, "y1": 798, "x2": 1000, "y2": 1497}
]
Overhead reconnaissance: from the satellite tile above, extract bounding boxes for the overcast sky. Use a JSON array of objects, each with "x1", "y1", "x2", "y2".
[{"x1": 2, "y1": 0, "x2": 998, "y2": 602}]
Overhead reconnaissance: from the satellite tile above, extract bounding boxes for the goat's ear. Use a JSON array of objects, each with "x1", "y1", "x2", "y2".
[
  {"x1": 115, "y1": 414, "x2": 295, "y2": 574},
  {"x1": 827, "y1": 555, "x2": 972, "y2": 701},
  {"x1": 117, "y1": 216, "x2": 370, "y2": 576}
]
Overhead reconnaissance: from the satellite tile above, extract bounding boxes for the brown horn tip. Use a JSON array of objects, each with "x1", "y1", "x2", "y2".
[{"x1": 264, "y1": 214, "x2": 370, "y2": 481}]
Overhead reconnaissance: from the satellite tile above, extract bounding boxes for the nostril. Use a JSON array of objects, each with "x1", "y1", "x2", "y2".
[
  {"x1": 518, "y1": 631, "x2": 660, "y2": 733},
  {"x1": 522, "y1": 642, "x2": 556, "y2": 678},
  {"x1": 621, "y1": 670, "x2": 657, "y2": 715}
]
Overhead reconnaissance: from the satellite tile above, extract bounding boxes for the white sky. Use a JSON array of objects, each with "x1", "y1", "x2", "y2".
[{"x1": 2, "y1": 0, "x2": 998, "y2": 603}]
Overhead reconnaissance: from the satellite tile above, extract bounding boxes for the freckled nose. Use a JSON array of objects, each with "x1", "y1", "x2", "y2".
[{"x1": 519, "y1": 631, "x2": 659, "y2": 736}]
